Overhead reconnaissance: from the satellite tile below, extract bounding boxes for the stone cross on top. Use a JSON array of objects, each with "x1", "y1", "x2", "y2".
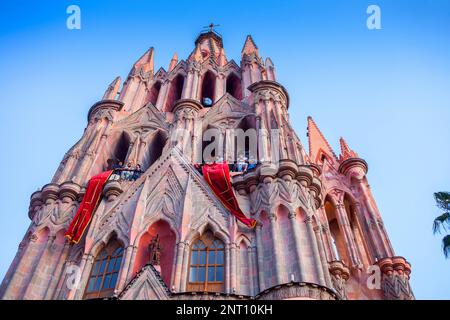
[{"x1": 204, "y1": 23, "x2": 220, "y2": 33}]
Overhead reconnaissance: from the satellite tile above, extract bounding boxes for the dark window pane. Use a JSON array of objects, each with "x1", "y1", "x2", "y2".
[
  {"x1": 109, "y1": 273, "x2": 118, "y2": 289},
  {"x1": 216, "y1": 251, "x2": 224, "y2": 264},
  {"x1": 95, "y1": 277, "x2": 102, "y2": 291},
  {"x1": 189, "y1": 267, "x2": 197, "y2": 282},
  {"x1": 114, "y1": 256, "x2": 122, "y2": 271},
  {"x1": 103, "y1": 274, "x2": 111, "y2": 290},
  {"x1": 191, "y1": 251, "x2": 198, "y2": 265},
  {"x1": 216, "y1": 266, "x2": 224, "y2": 281},
  {"x1": 208, "y1": 251, "x2": 215, "y2": 264},
  {"x1": 207, "y1": 266, "x2": 215, "y2": 281},
  {"x1": 99, "y1": 259, "x2": 107, "y2": 273},
  {"x1": 199, "y1": 251, "x2": 206, "y2": 264},
  {"x1": 198, "y1": 267, "x2": 205, "y2": 282},
  {"x1": 113, "y1": 247, "x2": 123, "y2": 256},
  {"x1": 87, "y1": 277, "x2": 96, "y2": 292},
  {"x1": 92, "y1": 261, "x2": 101, "y2": 276},
  {"x1": 107, "y1": 259, "x2": 115, "y2": 273}
]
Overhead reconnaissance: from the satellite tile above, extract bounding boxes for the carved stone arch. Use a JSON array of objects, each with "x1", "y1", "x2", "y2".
[
  {"x1": 236, "y1": 234, "x2": 252, "y2": 247},
  {"x1": 164, "y1": 73, "x2": 185, "y2": 112},
  {"x1": 132, "y1": 218, "x2": 178, "y2": 286},
  {"x1": 273, "y1": 202, "x2": 293, "y2": 218},
  {"x1": 168, "y1": 63, "x2": 187, "y2": 80},
  {"x1": 136, "y1": 215, "x2": 180, "y2": 247},
  {"x1": 88, "y1": 230, "x2": 127, "y2": 257},
  {"x1": 200, "y1": 69, "x2": 217, "y2": 104},
  {"x1": 225, "y1": 71, "x2": 243, "y2": 101},
  {"x1": 185, "y1": 220, "x2": 230, "y2": 245}
]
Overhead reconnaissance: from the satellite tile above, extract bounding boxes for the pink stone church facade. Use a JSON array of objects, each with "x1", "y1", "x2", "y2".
[{"x1": 0, "y1": 29, "x2": 414, "y2": 300}]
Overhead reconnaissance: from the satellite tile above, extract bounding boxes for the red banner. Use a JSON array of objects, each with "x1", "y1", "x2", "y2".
[
  {"x1": 202, "y1": 163, "x2": 257, "y2": 228},
  {"x1": 65, "y1": 170, "x2": 113, "y2": 244}
]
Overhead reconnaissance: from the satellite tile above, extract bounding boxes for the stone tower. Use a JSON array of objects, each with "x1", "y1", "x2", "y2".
[{"x1": 0, "y1": 29, "x2": 413, "y2": 300}]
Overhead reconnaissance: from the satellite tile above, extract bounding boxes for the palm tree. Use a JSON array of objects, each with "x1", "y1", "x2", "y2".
[{"x1": 432, "y1": 192, "x2": 450, "y2": 258}]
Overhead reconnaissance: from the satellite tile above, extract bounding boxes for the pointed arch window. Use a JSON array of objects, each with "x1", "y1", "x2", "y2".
[
  {"x1": 84, "y1": 240, "x2": 124, "y2": 299},
  {"x1": 187, "y1": 234, "x2": 225, "y2": 292}
]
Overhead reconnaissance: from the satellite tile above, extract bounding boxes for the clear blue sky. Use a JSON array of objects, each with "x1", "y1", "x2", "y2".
[{"x1": 0, "y1": 0, "x2": 449, "y2": 299}]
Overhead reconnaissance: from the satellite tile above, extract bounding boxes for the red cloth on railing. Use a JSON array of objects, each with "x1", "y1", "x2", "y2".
[
  {"x1": 65, "y1": 170, "x2": 113, "y2": 244},
  {"x1": 202, "y1": 162, "x2": 257, "y2": 228}
]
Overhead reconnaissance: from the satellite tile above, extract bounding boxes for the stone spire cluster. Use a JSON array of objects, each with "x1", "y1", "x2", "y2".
[{"x1": 0, "y1": 28, "x2": 413, "y2": 300}]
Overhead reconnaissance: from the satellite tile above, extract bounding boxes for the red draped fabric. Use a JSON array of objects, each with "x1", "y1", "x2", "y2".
[
  {"x1": 202, "y1": 162, "x2": 257, "y2": 228},
  {"x1": 65, "y1": 170, "x2": 113, "y2": 244}
]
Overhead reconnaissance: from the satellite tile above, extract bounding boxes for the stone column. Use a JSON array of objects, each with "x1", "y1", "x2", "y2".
[
  {"x1": 225, "y1": 243, "x2": 231, "y2": 293},
  {"x1": 269, "y1": 213, "x2": 283, "y2": 284},
  {"x1": 304, "y1": 216, "x2": 326, "y2": 286},
  {"x1": 173, "y1": 242, "x2": 186, "y2": 292},
  {"x1": 314, "y1": 224, "x2": 333, "y2": 288},
  {"x1": 180, "y1": 242, "x2": 190, "y2": 292},
  {"x1": 247, "y1": 246, "x2": 256, "y2": 296},
  {"x1": 255, "y1": 224, "x2": 265, "y2": 291},
  {"x1": 70, "y1": 253, "x2": 94, "y2": 300},
  {"x1": 23, "y1": 235, "x2": 56, "y2": 299},
  {"x1": 335, "y1": 203, "x2": 361, "y2": 267},
  {"x1": 358, "y1": 180, "x2": 393, "y2": 257},
  {"x1": 230, "y1": 243, "x2": 237, "y2": 293},
  {"x1": 288, "y1": 211, "x2": 306, "y2": 282},
  {"x1": 44, "y1": 242, "x2": 72, "y2": 299},
  {"x1": 116, "y1": 245, "x2": 137, "y2": 293}
]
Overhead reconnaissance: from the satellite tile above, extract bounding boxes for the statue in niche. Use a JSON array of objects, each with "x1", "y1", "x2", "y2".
[{"x1": 148, "y1": 234, "x2": 162, "y2": 266}]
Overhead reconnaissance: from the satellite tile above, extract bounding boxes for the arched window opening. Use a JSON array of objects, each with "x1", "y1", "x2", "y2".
[
  {"x1": 141, "y1": 131, "x2": 167, "y2": 170},
  {"x1": 187, "y1": 231, "x2": 225, "y2": 293},
  {"x1": 229, "y1": 117, "x2": 257, "y2": 172},
  {"x1": 84, "y1": 239, "x2": 124, "y2": 299},
  {"x1": 201, "y1": 71, "x2": 216, "y2": 107},
  {"x1": 165, "y1": 74, "x2": 185, "y2": 112},
  {"x1": 107, "y1": 132, "x2": 131, "y2": 170},
  {"x1": 344, "y1": 194, "x2": 371, "y2": 265},
  {"x1": 226, "y1": 73, "x2": 242, "y2": 100},
  {"x1": 147, "y1": 81, "x2": 161, "y2": 106},
  {"x1": 325, "y1": 199, "x2": 348, "y2": 264}
]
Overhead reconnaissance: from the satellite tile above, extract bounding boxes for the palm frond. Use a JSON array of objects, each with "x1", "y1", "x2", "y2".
[
  {"x1": 442, "y1": 235, "x2": 450, "y2": 259},
  {"x1": 434, "y1": 192, "x2": 450, "y2": 211},
  {"x1": 433, "y1": 212, "x2": 450, "y2": 234}
]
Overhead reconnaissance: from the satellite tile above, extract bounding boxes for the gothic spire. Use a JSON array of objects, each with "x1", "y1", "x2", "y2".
[
  {"x1": 217, "y1": 47, "x2": 227, "y2": 66},
  {"x1": 241, "y1": 35, "x2": 259, "y2": 56},
  {"x1": 307, "y1": 116, "x2": 337, "y2": 163},
  {"x1": 168, "y1": 52, "x2": 178, "y2": 72},
  {"x1": 102, "y1": 76, "x2": 121, "y2": 100},
  {"x1": 339, "y1": 137, "x2": 359, "y2": 161},
  {"x1": 133, "y1": 47, "x2": 155, "y2": 74}
]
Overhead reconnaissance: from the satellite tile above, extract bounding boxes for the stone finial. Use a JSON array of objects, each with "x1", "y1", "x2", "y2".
[
  {"x1": 339, "y1": 137, "x2": 358, "y2": 162},
  {"x1": 307, "y1": 116, "x2": 338, "y2": 164},
  {"x1": 133, "y1": 47, "x2": 155, "y2": 74},
  {"x1": 242, "y1": 35, "x2": 259, "y2": 56},
  {"x1": 102, "y1": 76, "x2": 121, "y2": 100},
  {"x1": 168, "y1": 52, "x2": 178, "y2": 72},
  {"x1": 217, "y1": 47, "x2": 227, "y2": 66}
]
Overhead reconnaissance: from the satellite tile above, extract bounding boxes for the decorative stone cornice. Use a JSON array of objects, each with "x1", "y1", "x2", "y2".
[
  {"x1": 87, "y1": 99, "x2": 124, "y2": 123},
  {"x1": 41, "y1": 183, "x2": 60, "y2": 203},
  {"x1": 328, "y1": 260, "x2": 350, "y2": 300},
  {"x1": 338, "y1": 157, "x2": 368, "y2": 180},
  {"x1": 59, "y1": 182, "x2": 82, "y2": 202},
  {"x1": 172, "y1": 98, "x2": 203, "y2": 114},
  {"x1": 102, "y1": 180, "x2": 124, "y2": 202},
  {"x1": 255, "y1": 282, "x2": 337, "y2": 300},
  {"x1": 376, "y1": 256, "x2": 414, "y2": 300},
  {"x1": 247, "y1": 80, "x2": 290, "y2": 109}
]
